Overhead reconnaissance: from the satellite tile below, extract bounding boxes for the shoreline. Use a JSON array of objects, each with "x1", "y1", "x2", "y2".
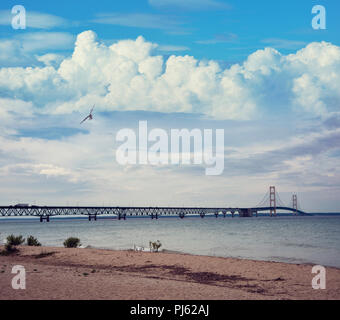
[
  {"x1": 2, "y1": 242, "x2": 338, "y2": 269},
  {"x1": 80, "y1": 246, "x2": 340, "y2": 269},
  {"x1": 1, "y1": 245, "x2": 340, "y2": 300}
]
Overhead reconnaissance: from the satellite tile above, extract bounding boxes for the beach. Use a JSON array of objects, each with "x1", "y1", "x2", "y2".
[{"x1": 0, "y1": 246, "x2": 339, "y2": 300}]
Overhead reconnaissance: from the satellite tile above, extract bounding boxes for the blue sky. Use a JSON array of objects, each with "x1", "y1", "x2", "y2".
[
  {"x1": 1, "y1": 0, "x2": 339, "y2": 62},
  {"x1": 0, "y1": 0, "x2": 340, "y2": 211}
]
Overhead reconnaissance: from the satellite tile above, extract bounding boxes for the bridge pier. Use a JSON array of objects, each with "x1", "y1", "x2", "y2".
[
  {"x1": 215, "y1": 212, "x2": 218, "y2": 218},
  {"x1": 40, "y1": 215, "x2": 50, "y2": 223},
  {"x1": 151, "y1": 213, "x2": 159, "y2": 220},
  {"x1": 179, "y1": 213, "x2": 185, "y2": 219},
  {"x1": 200, "y1": 213, "x2": 205, "y2": 218},
  {"x1": 88, "y1": 214, "x2": 97, "y2": 221},
  {"x1": 118, "y1": 213, "x2": 126, "y2": 220},
  {"x1": 231, "y1": 211, "x2": 235, "y2": 218},
  {"x1": 239, "y1": 209, "x2": 253, "y2": 218}
]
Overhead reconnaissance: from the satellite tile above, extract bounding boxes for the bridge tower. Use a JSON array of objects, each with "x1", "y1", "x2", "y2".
[
  {"x1": 292, "y1": 194, "x2": 298, "y2": 215},
  {"x1": 270, "y1": 186, "x2": 276, "y2": 217}
]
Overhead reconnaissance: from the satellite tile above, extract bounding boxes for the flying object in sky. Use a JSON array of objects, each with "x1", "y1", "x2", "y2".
[{"x1": 80, "y1": 105, "x2": 95, "y2": 124}]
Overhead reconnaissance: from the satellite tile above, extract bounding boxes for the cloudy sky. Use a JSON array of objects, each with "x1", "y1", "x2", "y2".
[{"x1": 0, "y1": 0, "x2": 340, "y2": 212}]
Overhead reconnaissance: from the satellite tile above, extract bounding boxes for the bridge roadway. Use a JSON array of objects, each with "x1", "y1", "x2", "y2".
[{"x1": 0, "y1": 205, "x2": 306, "y2": 221}]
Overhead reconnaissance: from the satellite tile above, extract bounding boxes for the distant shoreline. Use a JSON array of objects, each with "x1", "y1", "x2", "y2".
[{"x1": 1, "y1": 246, "x2": 339, "y2": 300}]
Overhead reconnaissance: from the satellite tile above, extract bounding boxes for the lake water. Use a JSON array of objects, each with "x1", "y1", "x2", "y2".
[{"x1": 1, "y1": 215, "x2": 340, "y2": 268}]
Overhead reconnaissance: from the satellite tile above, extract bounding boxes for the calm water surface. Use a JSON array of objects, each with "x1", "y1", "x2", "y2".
[{"x1": 1, "y1": 215, "x2": 340, "y2": 267}]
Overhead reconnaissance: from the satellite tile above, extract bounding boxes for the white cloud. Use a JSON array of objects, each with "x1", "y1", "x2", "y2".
[
  {"x1": 36, "y1": 53, "x2": 65, "y2": 67},
  {"x1": 0, "y1": 32, "x2": 75, "y2": 67},
  {"x1": 288, "y1": 42, "x2": 340, "y2": 115},
  {"x1": 0, "y1": 98, "x2": 33, "y2": 136},
  {"x1": 0, "y1": 113, "x2": 339, "y2": 209},
  {"x1": 17, "y1": 32, "x2": 75, "y2": 52},
  {"x1": 0, "y1": 39, "x2": 33, "y2": 67},
  {"x1": 1, "y1": 32, "x2": 340, "y2": 210},
  {"x1": 0, "y1": 31, "x2": 340, "y2": 120},
  {"x1": 26, "y1": 12, "x2": 68, "y2": 29},
  {"x1": 196, "y1": 33, "x2": 238, "y2": 44},
  {"x1": 0, "y1": 10, "x2": 67, "y2": 29},
  {"x1": 92, "y1": 13, "x2": 182, "y2": 31},
  {"x1": 2, "y1": 163, "x2": 73, "y2": 179},
  {"x1": 261, "y1": 38, "x2": 307, "y2": 50},
  {"x1": 148, "y1": 0, "x2": 230, "y2": 10},
  {"x1": 157, "y1": 45, "x2": 190, "y2": 52}
]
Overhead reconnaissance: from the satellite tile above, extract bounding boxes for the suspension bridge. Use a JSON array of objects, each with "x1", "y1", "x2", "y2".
[{"x1": 0, "y1": 186, "x2": 307, "y2": 222}]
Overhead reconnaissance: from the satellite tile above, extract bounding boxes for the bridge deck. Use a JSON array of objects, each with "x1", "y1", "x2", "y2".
[{"x1": 0, "y1": 205, "x2": 306, "y2": 218}]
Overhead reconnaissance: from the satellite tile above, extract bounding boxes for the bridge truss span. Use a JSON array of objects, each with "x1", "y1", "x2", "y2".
[{"x1": 0, "y1": 205, "x2": 306, "y2": 221}]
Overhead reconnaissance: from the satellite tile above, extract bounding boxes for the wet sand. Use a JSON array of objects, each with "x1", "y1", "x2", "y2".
[{"x1": 0, "y1": 246, "x2": 339, "y2": 300}]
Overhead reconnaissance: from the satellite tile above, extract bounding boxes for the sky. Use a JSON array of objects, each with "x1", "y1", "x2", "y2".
[{"x1": 0, "y1": 0, "x2": 340, "y2": 212}]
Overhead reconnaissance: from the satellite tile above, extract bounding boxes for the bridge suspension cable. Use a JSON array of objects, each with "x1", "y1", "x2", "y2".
[
  {"x1": 255, "y1": 187, "x2": 288, "y2": 208},
  {"x1": 254, "y1": 187, "x2": 305, "y2": 216},
  {"x1": 255, "y1": 190, "x2": 270, "y2": 208},
  {"x1": 275, "y1": 190, "x2": 287, "y2": 207}
]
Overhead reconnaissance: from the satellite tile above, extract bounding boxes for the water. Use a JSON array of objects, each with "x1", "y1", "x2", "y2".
[{"x1": 1, "y1": 215, "x2": 340, "y2": 268}]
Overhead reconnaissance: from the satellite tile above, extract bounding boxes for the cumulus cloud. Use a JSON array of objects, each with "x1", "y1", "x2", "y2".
[
  {"x1": 35, "y1": 53, "x2": 65, "y2": 67},
  {"x1": 1, "y1": 31, "x2": 340, "y2": 120},
  {"x1": 1, "y1": 31, "x2": 340, "y2": 210}
]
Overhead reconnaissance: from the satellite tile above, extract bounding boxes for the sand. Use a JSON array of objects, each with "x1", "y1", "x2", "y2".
[{"x1": 0, "y1": 246, "x2": 339, "y2": 300}]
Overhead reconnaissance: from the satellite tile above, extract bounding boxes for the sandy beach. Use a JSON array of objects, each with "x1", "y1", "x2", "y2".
[{"x1": 0, "y1": 245, "x2": 339, "y2": 300}]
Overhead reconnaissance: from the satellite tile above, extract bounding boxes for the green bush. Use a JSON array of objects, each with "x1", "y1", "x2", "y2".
[
  {"x1": 0, "y1": 243, "x2": 19, "y2": 256},
  {"x1": 6, "y1": 234, "x2": 25, "y2": 246},
  {"x1": 27, "y1": 235, "x2": 41, "y2": 247},
  {"x1": 63, "y1": 237, "x2": 81, "y2": 248}
]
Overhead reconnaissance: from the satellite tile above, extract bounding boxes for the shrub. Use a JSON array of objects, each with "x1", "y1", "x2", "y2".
[
  {"x1": 149, "y1": 240, "x2": 162, "y2": 252},
  {"x1": 6, "y1": 235, "x2": 25, "y2": 246},
  {"x1": 27, "y1": 236, "x2": 41, "y2": 247},
  {"x1": 63, "y1": 237, "x2": 81, "y2": 248},
  {"x1": 0, "y1": 243, "x2": 19, "y2": 256}
]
